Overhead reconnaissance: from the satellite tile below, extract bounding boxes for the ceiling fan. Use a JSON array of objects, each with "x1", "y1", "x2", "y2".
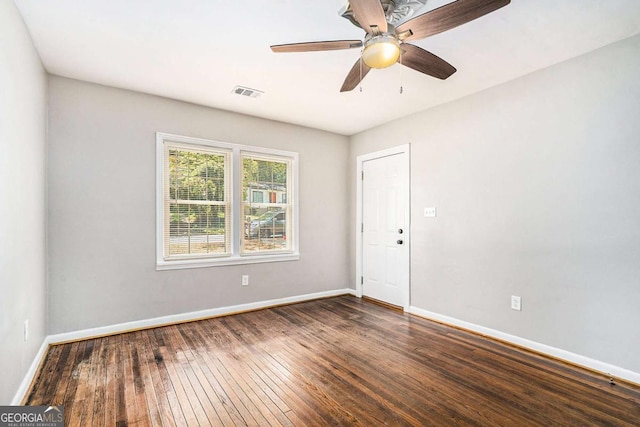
[{"x1": 270, "y1": 0, "x2": 510, "y2": 92}]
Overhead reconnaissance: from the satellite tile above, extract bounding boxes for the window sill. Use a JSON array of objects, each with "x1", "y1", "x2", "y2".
[{"x1": 156, "y1": 252, "x2": 300, "y2": 271}]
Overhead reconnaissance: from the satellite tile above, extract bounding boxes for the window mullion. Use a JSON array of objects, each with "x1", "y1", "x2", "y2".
[{"x1": 232, "y1": 146, "x2": 242, "y2": 256}]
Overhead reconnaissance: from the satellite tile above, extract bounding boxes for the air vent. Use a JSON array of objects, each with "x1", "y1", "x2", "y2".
[{"x1": 232, "y1": 86, "x2": 263, "y2": 98}]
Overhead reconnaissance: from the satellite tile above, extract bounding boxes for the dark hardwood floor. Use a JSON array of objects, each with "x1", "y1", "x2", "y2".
[{"x1": 26, "y1": 296, "x2": 640, "y2": 426}]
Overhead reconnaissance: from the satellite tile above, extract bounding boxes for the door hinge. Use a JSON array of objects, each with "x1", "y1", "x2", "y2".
[
  {"x1": 361, "y1": 170, "x2": 364, "y2": 180},
  {"x1": 361, "y1": 223, "x2": 364, "y2": 233},
  {"x1": 360, "y1": 276, "x2": 364, "y2": 285}
]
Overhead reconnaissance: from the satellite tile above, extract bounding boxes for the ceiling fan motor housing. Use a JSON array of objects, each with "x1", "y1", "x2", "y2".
[{"x1": 341, "y1": 0, "x2": 428, "y2": 28}]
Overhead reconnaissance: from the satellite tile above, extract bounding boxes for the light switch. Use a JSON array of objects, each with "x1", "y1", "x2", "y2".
[
  {"x1": 511, "y1": 295, "x2": 522, "y2": 311},
  {"x1": 424, "y1": 207, "x2": 437, "y2": 218}
]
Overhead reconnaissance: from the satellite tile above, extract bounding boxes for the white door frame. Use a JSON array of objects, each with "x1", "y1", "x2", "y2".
[{"x1": 356, "y1": 144, "x2": 410, "y2": 310}]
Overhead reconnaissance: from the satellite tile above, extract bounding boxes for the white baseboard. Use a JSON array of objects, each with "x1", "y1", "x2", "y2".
[
  {"x1": 11, "y1": 338, "x2": 51, "y2": 405},
  {"x1": 409, "y1": 305, "x2": 640, "y2": 386},
  {"x1": 48, "y1": 288, "x2": 355, "y2": 344},
  {"x1": 21, "y1": 290, "x2": 635, "y2": 406}
]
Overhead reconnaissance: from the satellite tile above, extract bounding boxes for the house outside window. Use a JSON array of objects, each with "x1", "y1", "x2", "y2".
[{"x1": 156, "y1": 133, "x2": 299, "y2": 270}]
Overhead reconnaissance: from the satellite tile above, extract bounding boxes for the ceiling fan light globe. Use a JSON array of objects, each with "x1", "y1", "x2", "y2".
[{"x1": 362, "y1": 37, "x2": 400, "y2": 69}]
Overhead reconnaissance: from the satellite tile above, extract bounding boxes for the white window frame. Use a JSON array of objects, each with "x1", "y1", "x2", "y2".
[{"x1": 156, "y1": 132, "x2": 299, "y2": 270}]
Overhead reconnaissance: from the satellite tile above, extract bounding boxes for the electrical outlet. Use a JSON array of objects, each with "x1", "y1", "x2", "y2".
[
  {"x1": 424, "y1": 207, "x2": 437, "y2": 218},
  {"x1": 24, "y1": 319, "x2": 29, "y2": 342},
  {"x1": 511, "y1": 295, "x2": 522, "y2": 311},
  {"x1": 242, "y1": 275, "x2": 249, "y2": 286}
]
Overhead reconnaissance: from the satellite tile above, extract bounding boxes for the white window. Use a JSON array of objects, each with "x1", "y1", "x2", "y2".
[{"x1": 156, "y1": 133, "x2": 299, "y2": 270}]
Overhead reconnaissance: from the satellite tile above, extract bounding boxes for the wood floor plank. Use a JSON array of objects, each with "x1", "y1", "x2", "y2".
[
  {"x1": 191, "y1": 320, "x2": 274, "y2": 426},
  {"x1": 324, "y1": 300, "x2": 569, "y2": 424},
  {"x1": 144, "y1": 329, "x2": 187, "y2": 426},
  {"x1": 176, "y1": 322, "x2": 251, "y2": 425},
  {"x1": 315, "y1": 299, "x2": 578, "y2": 423},
  {"x1": 201, "y1": 319, "x2": 329, "y2": 426},
  {"x1": 89, "y1": 336, "x2": 108, "y2": 427},
  {"x1": 66, "y1": 339, "x2": 96, "y2": 427},
  {"x1": 25, "y1": 343, "x2": 64, "y2": 405},
  {"x1": 299, "y1": 305, "x2": 526, "y2": 424},
  {"x1": 275, "y1": 303, "x2": 474, "y2": 424},
  {"x1": 25, "y1": 296, "x2": 640, "y2": 426},
  {"x1": 60, "y1": 340, "x2": 87, "y2": 426},
  {"x1": 127, "y1": 333, "x2": 153, "y2": 426},
  {"x1": 253, "y1": 352, "x2": 334, "y2": 426},
  {"x1": 123, "y1": 337, "x2": 141, "y2": 426},
  {"x1": 154, "y1": 329, "x2": 203, "y2": 426},
  {"x1": 266, "y1": 308, "x2": 443, "y2": 425},
  {"x1": 179, "y1": 322, "x2": 252, "y2": 425},
  {"x1": 114, "y1": 334, "x2": 128, "y2": 427},
  {"x1": 170, "y1": 327, "x2": 227, "y2": 426},
  {"x1": 216, "y1": 317, "x2": 297, "y2": 426},
  {"x1": 102, "y1": 335, "x2": 118, "y2": 427},
  {"x1": 133, "y1": 331, "x2": 165, "y2": 427},
  {"x1": 77, "y1": 339, "x2": 102, "y2": 426}
]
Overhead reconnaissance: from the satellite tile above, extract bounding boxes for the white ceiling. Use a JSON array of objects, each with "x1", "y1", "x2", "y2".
[{"x1": 14, "y1": 0, "x2": 640, "y2": 135}]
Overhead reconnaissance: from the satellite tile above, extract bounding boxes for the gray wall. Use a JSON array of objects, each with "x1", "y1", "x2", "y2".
[
  {"x1": 47, "y1": 76, "x2": 350, "y2": 334},
  {"x1": 350, "y1": 34, "x2": 640, "y2": 373},
  {"x1": 0, "y1": 0, "x2": 48, "y2": 404}
]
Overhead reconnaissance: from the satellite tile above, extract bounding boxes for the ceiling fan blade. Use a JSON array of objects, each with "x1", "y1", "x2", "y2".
[
  {"x1": 271, "y1": 40, "x2": 363, "y2": 53},
  {"x1": 400, "y1": 44, "x2": 456, "y2": 80},
  {"x1": 397, "y1": 0, "x2": 510, "y2": 42},
  {"x1": 349, "y1": 0, "x2": 388, "y2": 33},
  {"x1": 340, "y1": 59, "x2": 372, "y2": 92}
]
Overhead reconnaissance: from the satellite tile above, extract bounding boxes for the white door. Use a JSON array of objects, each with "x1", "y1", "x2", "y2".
[{"x1": 360, "y1": 149, "x2": 409, "y2": 309}]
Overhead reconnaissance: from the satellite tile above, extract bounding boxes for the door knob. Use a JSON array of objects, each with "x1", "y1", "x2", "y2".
[
  {"x1": 398, "y1": 228, "x2": 403, "y2": 234},
  {"x1": 397, "y1": 239, "x2": 403, "y2": 245}
]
